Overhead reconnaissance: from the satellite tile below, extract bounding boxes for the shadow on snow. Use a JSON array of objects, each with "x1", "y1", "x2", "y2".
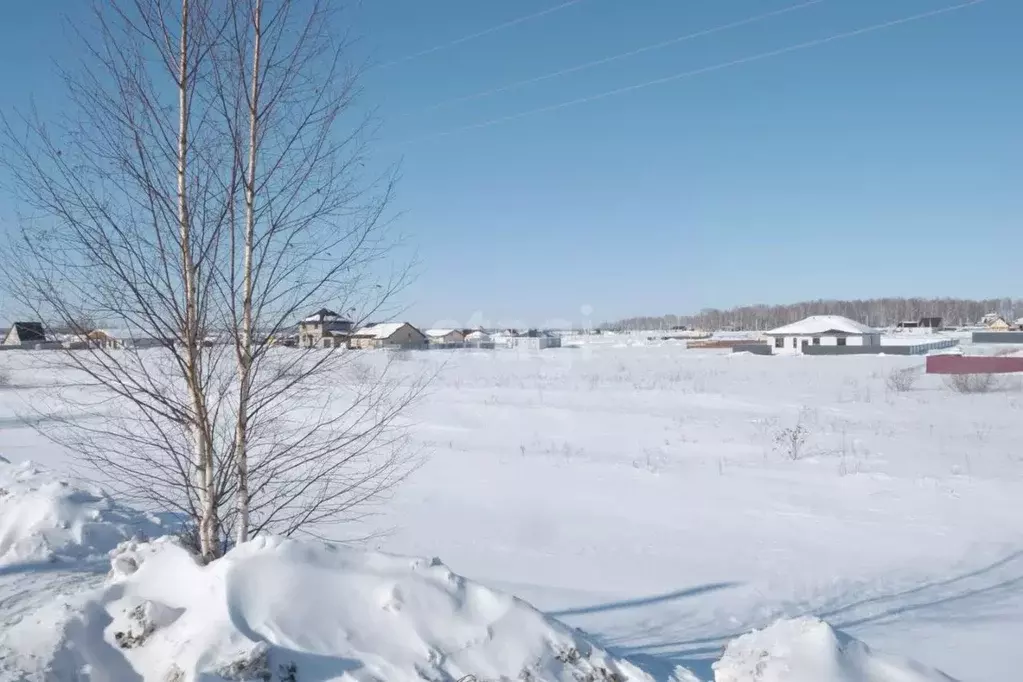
[{"x1": 549, "y1": 550, "x2": 1023, "y2": 681}]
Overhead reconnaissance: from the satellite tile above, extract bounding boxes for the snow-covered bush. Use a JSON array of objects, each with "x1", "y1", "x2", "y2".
[
  {"x1": 943, "y1": 372, "x2": 999, "y2": 394},
  {"x1": 774, "y1": 424, "x2": 809, "y2": 460},
  {"x1": 774, "y1": 409, "x2": 814, "y2": 461},
  {"x1": 885, "y1": 366, "x2": 919, "y2": 393}
]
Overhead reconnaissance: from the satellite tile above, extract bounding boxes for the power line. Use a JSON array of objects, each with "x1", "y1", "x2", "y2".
[
  {"x1": 407, "y1": 0, "x2": 986, "y2": 144},
  {"x1": 414, "y1": 0, "x2": 827, "y2": 115},
  {"x1": 375, "y1": 0, "x2": 591, "y2": 70}
]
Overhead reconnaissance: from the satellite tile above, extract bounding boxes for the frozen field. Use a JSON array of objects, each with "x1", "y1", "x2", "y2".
[{"x1": 2, "y1": 340, "x2": 1022, "y2": 680}]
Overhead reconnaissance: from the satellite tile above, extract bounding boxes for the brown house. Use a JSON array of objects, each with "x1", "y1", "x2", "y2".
[{"x1": 349, "y1": 322, "x2": 427, "y2": 350}]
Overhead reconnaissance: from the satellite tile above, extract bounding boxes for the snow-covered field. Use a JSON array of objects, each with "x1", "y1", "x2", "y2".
[{"x1": 2, "y1": 339, "x2": 1021, "y2": 680}]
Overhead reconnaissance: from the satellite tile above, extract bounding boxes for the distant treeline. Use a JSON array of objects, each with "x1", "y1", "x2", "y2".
[{"x1": 602, "y1": 298, "x2": 1023, "y2": 332}]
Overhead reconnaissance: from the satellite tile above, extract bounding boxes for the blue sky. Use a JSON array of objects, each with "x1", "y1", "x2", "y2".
[{"x1": 1, "y1": 1, "x2": 1020, "y2": 327}]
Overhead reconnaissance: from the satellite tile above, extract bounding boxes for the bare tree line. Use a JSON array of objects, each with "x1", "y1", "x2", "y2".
[
  {"x1": 604, "y1": 298, "x2": 1023, "y2": 332},
  {"x1": 0, "y1": 0, "x2": 422, "y2": 562}
]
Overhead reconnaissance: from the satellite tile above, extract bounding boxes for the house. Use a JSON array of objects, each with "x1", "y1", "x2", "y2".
[
  {"x1": 2, "y1": 322, "x2": 46, "y2": 347},
  {"x1": 86, "y1": 329, "x2": 118, "y2": 348},
  {"x1": 424, "y1": 329, "x2": 465, "y2": 345},
  {"x1": 979, "y1": 314, "x2": 1010, "y2": 331},
  {"x1": 895, "y1": 317, "x2": 942, "y2": 332},
  {"x1": 764, "y1": 315, "x2": 880, "y2": 354},
  {"x1": 85, "y1": 328, "x2": 172, "y2": 350},
  {"x1": 298, "y1": 309, "x2": 353, "y2": 348},
  {"x1": 507, "y1": 329, "x2": 562, "y2": 350},
  {"x1": 87, "y1": 329, "x2": 144, "y2": 349},
  {"x1": 349, "y1": 322, "x2": 427, "y2": 350},
  {"x1": 464, "y1": 329, "x2": 495, "y2": 348}
]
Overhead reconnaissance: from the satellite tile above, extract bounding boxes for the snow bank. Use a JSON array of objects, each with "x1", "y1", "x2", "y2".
[
  {"x1": 0, "y1": 458, "x2": 163, "y2": 566},
  {"x1": 5, "y1": 534, "x2": 664, "y2": 682},
  {"x1": 714, "y1": 617, "x2": 956, "y2": 682},
  {"x1": 0, "y1": 460, "x2": 958, "y2": 682}
]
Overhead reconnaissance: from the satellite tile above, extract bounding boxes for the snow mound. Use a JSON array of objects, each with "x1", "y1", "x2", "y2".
[
  {"x1": 0, "y1": 459, "x2": 164, "y2": 566},
  {"x1": 7, "y1": 535, "x2": 667, "y2": 682},
  {"x1": 713, "y1": 617, "x2": 957, "y2": 682}
]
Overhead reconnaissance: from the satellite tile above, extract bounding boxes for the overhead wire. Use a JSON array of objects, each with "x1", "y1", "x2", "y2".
[
  {"x1": 405, "y1": 0, "x2": 986, "y2": 144},
  {"x1": 413, "y1": 0, "x2": 827, "y2": 115},
  {"x1": 375, "y1": 0, "x2": 591, "y2": 70}
]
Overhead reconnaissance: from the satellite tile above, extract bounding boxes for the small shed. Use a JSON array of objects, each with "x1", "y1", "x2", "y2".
[{"x1": 765, "y1": 316, "x2": 880, "y2": 355}]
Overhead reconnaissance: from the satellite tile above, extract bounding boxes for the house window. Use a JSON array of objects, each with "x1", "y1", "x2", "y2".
[
  {"x1": 792, "y1": 337, "x2": 798, "y2": 348},
  {"x1": 837, "y1": 337, "x2": 847, "y2": 346},
  {"x1": 774, "y1": 337, "x2": 784, "y2": 349},
  {"x1": 812, "y1": 337, "x2": 821, "y2": 345}
]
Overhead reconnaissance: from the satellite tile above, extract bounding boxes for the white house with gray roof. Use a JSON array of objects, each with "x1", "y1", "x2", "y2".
[{"x1": 765, "y1": 315, "x2": 880, "y2": 354}]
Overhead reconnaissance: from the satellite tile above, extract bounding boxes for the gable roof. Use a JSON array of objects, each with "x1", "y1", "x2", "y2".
[
  {"x1": 425, "y1": 328, "x2": 461, "y2": 338},
  {"x1": 303, "y1": 308, "x2": 346, "y2": 323},
  {"x1": 351, "y1": 322, "x2": 409, "y2": 339},
  {"x1": 766, "y1": 315, "x2": 877, "y2": 336},
  {"x1": 8, "y1": 322, "x2": 46, "y2": 342}
]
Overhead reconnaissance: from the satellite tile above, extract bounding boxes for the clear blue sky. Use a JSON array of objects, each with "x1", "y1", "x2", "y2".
[{"x1": 1, "y1": 1, "x2": 1020, "y2": 328}]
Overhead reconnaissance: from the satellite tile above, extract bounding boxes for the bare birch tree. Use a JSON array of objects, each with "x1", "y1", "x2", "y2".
[
  {"x1": 208, "y1": 0, "x2": 420, "y2": 545},
  {"x1": 1, "y1": 0, "x2": 419, "y2": 560}
]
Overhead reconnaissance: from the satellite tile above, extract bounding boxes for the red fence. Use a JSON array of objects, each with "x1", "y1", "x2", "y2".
[{"x1": 926, "y1": 355, "x2": 1023, "y2": 374}]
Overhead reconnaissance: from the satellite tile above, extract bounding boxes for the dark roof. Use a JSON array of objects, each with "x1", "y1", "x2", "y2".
[
  {"x1": 304, "y1": 308, "x2": 345, "y2": 321},
  {"x1": 10, "y1": 322, "x2": 45, "y2": 341}
]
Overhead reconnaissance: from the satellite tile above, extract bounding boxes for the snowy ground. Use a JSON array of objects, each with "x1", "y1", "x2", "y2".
[{"x1": 2, "y1": 340, "x2": 1022, "y2": 680}]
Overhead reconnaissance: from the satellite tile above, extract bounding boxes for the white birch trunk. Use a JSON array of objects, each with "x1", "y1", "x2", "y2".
[
  {"x1": 176, "y1": 0, "x2": 216, "y2": 561},
  {"x1": 234, "y1": 0, "x2": 263, "y2": 546}
]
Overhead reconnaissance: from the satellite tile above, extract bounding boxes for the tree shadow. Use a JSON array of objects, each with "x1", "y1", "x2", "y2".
[
  {"x1": 0, "y1": 558, "x2": 109, "y2": 578},
  {"x1": 566, "y1": 550, "x2": 1023, "y2": 681},
  {"x1": 549, "y1": 582, "x2": 739, "y2": 618},
  {"x1": 543, "y1": 582, "x2": 739, "y2": 681},
  {"x1": 0, "y1": 410, "x2": 102, "y2": 429}
]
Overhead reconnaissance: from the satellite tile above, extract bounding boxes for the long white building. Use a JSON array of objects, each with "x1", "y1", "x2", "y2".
[{"x1": 765, "y1": 315, "x2": 881, "y2": 354}]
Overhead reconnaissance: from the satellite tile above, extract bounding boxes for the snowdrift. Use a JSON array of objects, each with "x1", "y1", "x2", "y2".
[
  {"x1": 5, "y1": 535, "x2": 660, "y2": 682},
  {"x1": 0, "y1": 461, "x2": 958, "y2": 682},
  {"x1": 0, "y1": 457, "x2": 164, "y2": 566},
  {"x1": 714, "y1": 617, "x2": 956, "y2": 682}
]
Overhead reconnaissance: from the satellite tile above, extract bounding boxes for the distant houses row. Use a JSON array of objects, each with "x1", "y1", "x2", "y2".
[
  {"x1": 294, "y1": 309, "x2": 562, "y2": 350},
  {"x1": 0, "y1": 309, "x2": 563, "y2": 352}
]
